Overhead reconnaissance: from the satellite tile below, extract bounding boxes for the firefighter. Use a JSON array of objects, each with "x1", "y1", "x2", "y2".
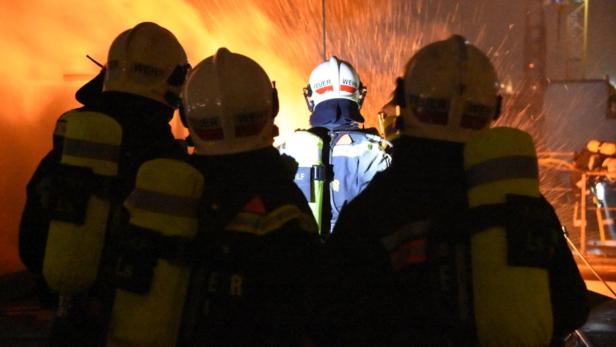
[
  {"x1": 152, "y1": 48, "x2": 320, "y2": 346},
  {"x1": 18, "y1": 22, "x2": 190, "y2": 346},
  {"x1": 279, "y1": 56, "x2": 391, "y2": 238},
  {"x1": 313, "y1": 35, "x2": 589, "y2": 347}
]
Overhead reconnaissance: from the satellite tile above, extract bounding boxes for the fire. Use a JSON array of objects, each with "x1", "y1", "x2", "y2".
[
  {"x1": 0, "y1": 0, "x2": 532, "y2": 274},
  {"x1": 0, "y1": 0, "x2": 310, "y2": 274}
]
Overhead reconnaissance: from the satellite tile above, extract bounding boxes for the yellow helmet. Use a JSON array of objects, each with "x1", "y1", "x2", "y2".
[
  {"x1": 103, "y1": 22, "x2": 190, "y2": 109},
  {"x1": 182, "y1": 48, "x2": 278, "y2": 155},
  {"x1": 393, "y1": 35, "x2": 501, "y2": 143}
]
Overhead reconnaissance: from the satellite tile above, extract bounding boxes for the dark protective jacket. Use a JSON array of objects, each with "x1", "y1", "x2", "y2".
[
  {"x1": 283, "y1": 99, "x2": 391, "y2": 235},
  {"x1": 19, "y1": 90, "x2": 186, "y2": 281},
  {"x1": 19, "y1": 91, "x2": 186, "y2": 346},
  {"x1": 178, "y1": 147, "x2": 321, "y2": 346},
  {"x1": 312, "y1": 136, "x2": 589, "y2": 347}
]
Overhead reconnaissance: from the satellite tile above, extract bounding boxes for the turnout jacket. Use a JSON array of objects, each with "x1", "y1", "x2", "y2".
[
  {"x1": 308, "y1": 126, "x2": 390, "y2": 234},
  {"x1": 281, "y1": 98, "x2": 391, "y2": 235},
  {"x1": 312, "y1": 136, "x2": 589, "y2": 347},
  {"x1": 178, "y1": 147, "x2": 321, "y2": 347}
]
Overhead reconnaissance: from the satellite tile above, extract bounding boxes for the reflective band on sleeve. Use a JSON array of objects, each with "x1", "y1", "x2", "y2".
[
  {"x1": 466, "y1": 156, "x2": 538, "y2": 188},
  {"x1": 381, "y1": 221, "x2": 430, "y2": 251},
  {"x1": 226, "y1": 205, "x2": 317, "y2": 236},
  {"x1": 331, "y1": 143, "x2": 375, "y2": 158},
  {"x1": 63, "y1": 138, "x2": 121, "y2": 162},
  {"x1": 125, "y1": 188, "x2": 200, "y2": 218},
  {"x1": 226, "y1": 212, "x2": 261, "y2": 234},
  {"x1": 262, "y1": 205, "x2": 305, "y2": 232}
]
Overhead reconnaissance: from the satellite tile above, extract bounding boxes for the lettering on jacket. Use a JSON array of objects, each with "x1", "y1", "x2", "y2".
[{"x1": 207, "y1": 271, "x2": 244, "y2": 297}]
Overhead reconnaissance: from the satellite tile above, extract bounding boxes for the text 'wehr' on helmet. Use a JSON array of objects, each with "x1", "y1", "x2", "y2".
[
  {"x1": 103, "y1": 22, "x2": 191, "y2": 111},
  {"x1": 303, "y1": 56, "x2": 367, "y2": 113},
  {"x1": 181, "y1": 48, "x2": 279, "y2": 156},
  {"x1": 386, "y1": 35, "x2": 501, "y2": 143}
]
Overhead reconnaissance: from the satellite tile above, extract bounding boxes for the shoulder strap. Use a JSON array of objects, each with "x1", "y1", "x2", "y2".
[{"x1": 308, "y1": 128, "x2": 334, "y2": 234}]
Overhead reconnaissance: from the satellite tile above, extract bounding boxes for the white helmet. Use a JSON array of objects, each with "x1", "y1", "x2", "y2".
[
  {"x1": 393, "y1": 35, "x2": 501, "y2": 143},
  {"x1": 104, "y1": 22, "x2": 190, "y2": 109},
  {"x1": 304, "y1": 56, "x2": 367, "y2": 112},
  {"x1": 182, "y1": 48, "x2": 278, "y2": 156}
]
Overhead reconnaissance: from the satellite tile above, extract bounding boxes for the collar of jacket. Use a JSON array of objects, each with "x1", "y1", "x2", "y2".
[
  {"x1": 309, "y1": 98, "x2": 365, "y2": 130},
  {"x1": 100, "y1": 91, "x2": 175, "y2": 124},
  {"x1": 190, "y1": 147, "x2": 289, "y2": 183}
]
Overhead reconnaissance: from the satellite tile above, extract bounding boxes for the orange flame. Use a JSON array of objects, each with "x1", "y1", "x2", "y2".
[{"x1": 0, "y1": 1, "x2": 311, "y2": 274}]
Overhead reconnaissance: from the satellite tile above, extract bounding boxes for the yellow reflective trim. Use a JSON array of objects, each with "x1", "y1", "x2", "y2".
[
  {"x1": 63, "y1": 138, "x2": 121, "y2": 162},
  {"x1": 226, "y1": 205, "x2": 317, "y2": 236},
  {"x1": 261, "y1": 205, "x2": 306, "y2": 233},
  {"x1": 125, "y1": 188, "x2": 200, "y2": 218},
  {"x1": 225, "y1": 213, "x2": 262, "y2": 234}
]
